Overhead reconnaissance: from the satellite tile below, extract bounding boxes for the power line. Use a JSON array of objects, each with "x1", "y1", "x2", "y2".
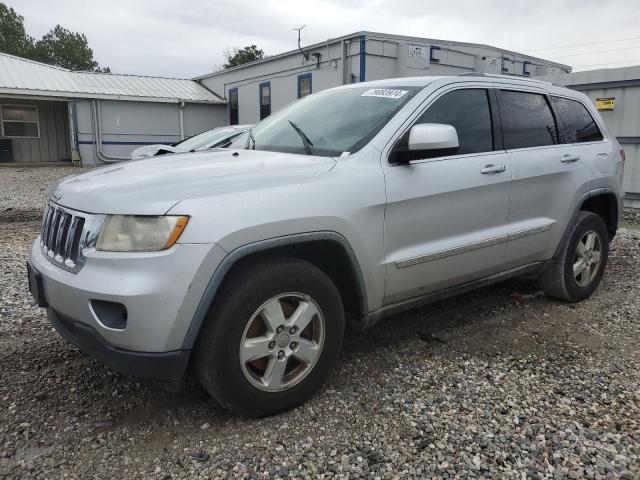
[
  {"x1": 549, "y1": 45, "x2": 640, "y2": 59},
  {"x1": 529, "y1": 36, "x2": 640, "y2": 52}
]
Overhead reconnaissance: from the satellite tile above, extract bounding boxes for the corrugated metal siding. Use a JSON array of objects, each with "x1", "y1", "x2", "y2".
[
  {"x1": 0, "y1": 53, "x2": 223, "y2": 104},
  {"x1": 0, "y1": 99, "x2": 70, "y2": 162}
]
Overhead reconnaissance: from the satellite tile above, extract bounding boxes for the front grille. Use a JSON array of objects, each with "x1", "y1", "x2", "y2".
[{"x1": 40, "y1": 203, "x2": 99, "y2": 273}]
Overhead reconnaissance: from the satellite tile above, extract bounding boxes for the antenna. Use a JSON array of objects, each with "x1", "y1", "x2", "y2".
[{"x1": 293, "y1": 25, "x2": 310, "y2": 60}]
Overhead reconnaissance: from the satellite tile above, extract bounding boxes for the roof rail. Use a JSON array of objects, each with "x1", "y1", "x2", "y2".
[{"x1": 457, "y1": 72, "x2": 552, "y2": 85}]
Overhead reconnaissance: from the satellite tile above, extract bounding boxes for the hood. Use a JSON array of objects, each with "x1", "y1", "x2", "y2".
[
  {"x1": 52, "y1": 149, "x2": 336, "y2": 215},
  {"x1": 130, "y1": 144, "x2": 180, "y2": 160}
]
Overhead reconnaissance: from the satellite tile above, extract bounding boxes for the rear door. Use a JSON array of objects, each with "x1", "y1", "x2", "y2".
[
  {"x1": 498, "y1": 89, "x2": 593, "y2": 266},
  {"x1": 382, "y1": 86, "x2": 512, "y2": 304}
]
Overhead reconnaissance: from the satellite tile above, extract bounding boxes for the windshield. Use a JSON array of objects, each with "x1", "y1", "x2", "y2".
[
  {"x1": 229, "y1": 86, "x2": 421, "y2": 157},
  {"x1": 176, "y1": 127, "x2": 244, "y2": 152}
]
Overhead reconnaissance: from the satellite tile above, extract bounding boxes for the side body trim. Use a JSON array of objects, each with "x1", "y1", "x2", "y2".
[
  {"x1": 181, "y1": 231, "x2": 368, "y2": 349},
  {"x1": 364, "y1": 262, "x2": 545, "y2": 329},
  {"x1": 395, "y1": 223, "x2": 554, "y2": 269}
]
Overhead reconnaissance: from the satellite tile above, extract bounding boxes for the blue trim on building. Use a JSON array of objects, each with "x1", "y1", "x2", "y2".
[
  {"x1": 259, "y1": 81, "x2": 271, "y2": 119},
  {"x1": 429, "y1": 45, "x2": 441, "y2": 64},
  {"x1": 359, "y1": 35, "x2": 366, "y2": 82},
  {"x1": 297, "y1": 73, "x2": 312, "y2": 98}
]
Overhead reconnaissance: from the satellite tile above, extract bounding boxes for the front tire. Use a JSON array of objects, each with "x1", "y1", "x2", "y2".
[
  {"x1": 539, "y1": 211, "x2": 609, "y2": 302},
  {"x1": 194, "y1": 256, "x2": 345, "y2": 417}
]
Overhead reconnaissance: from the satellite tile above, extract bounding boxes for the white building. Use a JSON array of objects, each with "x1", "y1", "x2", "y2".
[
  {"x1": 196, "y1": 31, "x2": 571, "y2": 125},
  {"x1": 0, "y1": 53, "x2": 226, "y2": 166}
]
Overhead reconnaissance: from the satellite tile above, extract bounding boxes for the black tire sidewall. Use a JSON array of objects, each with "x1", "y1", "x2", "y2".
[
  {"x1": 562, "y1": 213, "x2": 609, "y2": 301},
  {"x1": 195, "y1": 258, "x2": 344, "y2": 417}
]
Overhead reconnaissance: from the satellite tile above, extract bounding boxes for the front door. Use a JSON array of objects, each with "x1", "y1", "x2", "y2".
[{"x1": 382, "y1": 87, "x2": 512, "y2": 304}]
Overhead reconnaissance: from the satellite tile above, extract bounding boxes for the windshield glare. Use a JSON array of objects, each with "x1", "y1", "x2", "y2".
[
  {"x1": 229, "y1": 86, "x2": 421, "y2": 157},
  {"x1": 177, "y1": 127, "x2": 243, "y2": 152}
]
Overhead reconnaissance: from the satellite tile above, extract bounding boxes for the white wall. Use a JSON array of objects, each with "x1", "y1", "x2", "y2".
[
  {"x1": 75, "y1": 99, "x2": 227, "y2": 165},
  {"x1": 198, "y1": 33, "x2": 569, "y2": 126}
]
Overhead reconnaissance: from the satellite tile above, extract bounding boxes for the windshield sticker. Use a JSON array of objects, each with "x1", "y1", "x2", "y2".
[{"x1": 361, "y1": 89, "x2": 408, "y2": 99}]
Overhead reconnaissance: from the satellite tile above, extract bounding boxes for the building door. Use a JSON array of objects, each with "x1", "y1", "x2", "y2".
[{"x1": 0, "y1": 139, "x2": 11, "y2": 162}]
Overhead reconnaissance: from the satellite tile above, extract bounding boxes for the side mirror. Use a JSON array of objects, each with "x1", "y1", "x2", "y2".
[
  {"x1": 390, "y1": 123, "x2": 459, "y2": 164},
  {"x1": 408, "y1": 123, "x2": 459, "y2": 152}
]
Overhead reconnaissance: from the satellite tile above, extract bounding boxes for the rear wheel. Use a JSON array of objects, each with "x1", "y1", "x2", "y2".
[
  {"x1": 539, "y1": 211, "x2": 609, "y2": 302},
  {"x1": 194, "y1": 256, "x2": 344, "y2": 417}
]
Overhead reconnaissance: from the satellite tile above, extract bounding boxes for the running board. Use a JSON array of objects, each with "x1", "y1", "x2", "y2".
[{"x1": 362, "y1": 262, "x2": 545, "y2": 330}]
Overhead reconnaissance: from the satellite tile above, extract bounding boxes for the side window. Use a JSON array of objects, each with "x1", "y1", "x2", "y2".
[
  {"x1": 392, "y1": 88, "x2": 493, "y2": 162},
  {"x1": 259, "y1": 82, "x2": 271, "y2": 120},
  {"x1": 229, "y1": 88, "x2": 239, "y2": 125},
  {"x1": 551, "y1": 96, "x2": 603, "y2": 143},
  {"x1": 497, "y1": 90, "x2": 559, "y2": 149},
  {"x1": 298, "y1": 73, "x2": 312, "y2": 98}
]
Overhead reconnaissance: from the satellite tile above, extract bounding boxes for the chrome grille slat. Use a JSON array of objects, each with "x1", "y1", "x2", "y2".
[
  {"x1": 47, "y1": 209, "x2": 61, "y2": 252},
  {"x1": 54, "y1": 213, "x2": 71, "y2": 261},
  {"x1": 39, "y1": 202, "x2": 99, "y2": 274},
  {"x1": 41, "y1": 206, "x2": 53, "y2": 245},
  {"x1": 64, "y1": 216, "x2": 80, "y2": 260}
]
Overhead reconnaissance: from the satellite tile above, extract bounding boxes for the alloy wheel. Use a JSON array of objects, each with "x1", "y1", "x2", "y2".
[
  {"x1": 573, "y1": 230, "x2": 602, "y2": 287},
  {"x1": 239, "y1": 293, "x2": 325, "y2": 392}
]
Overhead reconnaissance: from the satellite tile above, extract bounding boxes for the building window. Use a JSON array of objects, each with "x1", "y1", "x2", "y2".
[
  {"x1": 1, "y1": 105, "x2": 39, "y2": 138},
  {"x1": 297, "y1": 73, "x2": 312, "y2": 98},
  {"x1": 259, "y1": 81, "x2": 271, "y2": 120},
  {"x1": 229, "y1": 88, "x2": 239, "y2": 125}
]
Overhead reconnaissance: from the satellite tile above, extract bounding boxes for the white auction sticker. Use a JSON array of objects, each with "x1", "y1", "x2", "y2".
[{"x1": 361, "y1": 89, "x2": 408, "y2": 99}]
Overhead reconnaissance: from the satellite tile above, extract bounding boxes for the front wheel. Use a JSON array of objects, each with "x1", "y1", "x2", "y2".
[
  {"x1": 539, "y1": 211, "x2": 609, "y2": 302},
  {"x1": 194, "y1": 257, "x2": 345, "y2": 417}
]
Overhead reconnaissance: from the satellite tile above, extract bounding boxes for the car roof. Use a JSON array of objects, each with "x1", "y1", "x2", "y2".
[
  {"x1": 336, "y1": 73, "x2": 557, "y2": 90},
  {"x1": 332, "y1": 74, "x2": 587, "y2": 100}
]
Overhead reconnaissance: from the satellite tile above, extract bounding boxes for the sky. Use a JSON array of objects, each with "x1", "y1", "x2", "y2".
[{"x1": 10, "y1": 0, "x2": 640, "y2": 78}]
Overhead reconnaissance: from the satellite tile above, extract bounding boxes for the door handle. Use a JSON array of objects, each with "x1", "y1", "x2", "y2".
[
  {"x1": 561, "y1": 154, "x2": 580, "y2": 163},
  {"x1": 480, "y1": 164, "x2": 506, "y2": 174}
]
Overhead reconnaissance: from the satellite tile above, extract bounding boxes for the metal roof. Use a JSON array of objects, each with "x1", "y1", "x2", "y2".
[{"x1": 0, "y1": 52, "x2": 224, "y2": 104}]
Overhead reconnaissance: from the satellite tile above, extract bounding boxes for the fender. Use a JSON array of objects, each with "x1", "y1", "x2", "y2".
[
  {"x1": 551, "y1": 187, "x2": 620, "y2": 261},
  {"x1": 181, "y1": 231, "x2": 368, "y2": 349}
]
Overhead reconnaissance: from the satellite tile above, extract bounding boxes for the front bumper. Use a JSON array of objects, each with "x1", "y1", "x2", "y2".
[
  {"x1": 29, "y1": 237, "x2": 227, "y2": 353},
  {"x1": 48, "y1": 308, "x2": 190, "y2": 382}
]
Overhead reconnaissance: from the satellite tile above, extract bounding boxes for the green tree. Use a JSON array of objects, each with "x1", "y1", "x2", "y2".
[
  {"x1": 34, "y1": 25, "x2": 110, "y2": 72},
  {"x1": 0, "y1": 3, "x2": 109, "y2": 72},
  {"x1": 223, "y1": 45, "x2": 265, "y2": 69},
  {"x1": 0, "y1": 3, "x2": 34, "y2": 57}
]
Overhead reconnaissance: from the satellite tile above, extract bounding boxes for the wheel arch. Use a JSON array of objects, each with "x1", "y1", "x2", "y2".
[
  {"x1": 578, "y1": 189, "x2": 619, "y2": 240},
  {"x1": 181, "y1": 232, "x2": 368, "y2": 350}
]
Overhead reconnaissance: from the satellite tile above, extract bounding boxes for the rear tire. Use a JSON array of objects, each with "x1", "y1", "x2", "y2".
[
  {"x1": 539, "y1": 211, "x2": 609, "y2": 302},
  {"x1": 193, "y1": 256, "x2": 345, "y2": 418}
]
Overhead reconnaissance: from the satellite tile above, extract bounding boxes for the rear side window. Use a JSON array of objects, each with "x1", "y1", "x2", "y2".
[
  {"x1": 497, "y1": 90, "x2": 559, "y2": 149},
  {"x1": 415, "y1": 89, "x2": 493, "y2": 155},
  {"x1": 551, "y1": 96, "x2": 603, "y2": 143}
]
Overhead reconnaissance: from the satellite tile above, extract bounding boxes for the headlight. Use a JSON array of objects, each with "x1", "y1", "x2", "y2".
[{"x1": 96, "y1": 215, "x2": 189, "y2": 252}]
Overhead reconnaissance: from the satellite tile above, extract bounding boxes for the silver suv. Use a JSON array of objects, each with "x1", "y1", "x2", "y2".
[{"x1": 28, "y1": 75, "x2": 624, "y2": 417}]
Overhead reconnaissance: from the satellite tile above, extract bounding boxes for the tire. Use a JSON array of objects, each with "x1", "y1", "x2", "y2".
[
  {"x1": 193, "y1": 256, "x2": 345, "y2": 418},
  {"x1": 539, "y1": 211, "x2": 609, "y2": 302}
]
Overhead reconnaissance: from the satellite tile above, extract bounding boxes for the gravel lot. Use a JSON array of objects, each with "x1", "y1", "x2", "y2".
[{"x1": 1, "y1": 167, "x2": 639, "y2": 479}]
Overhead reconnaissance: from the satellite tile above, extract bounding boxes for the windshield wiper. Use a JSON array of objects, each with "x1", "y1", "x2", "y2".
[{"x1": 288, "y1": 121, "x2": 313, "y2": 155}]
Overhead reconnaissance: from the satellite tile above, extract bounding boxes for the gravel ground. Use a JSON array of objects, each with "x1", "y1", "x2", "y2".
[{"x1": 1, "y1": 167, "x2": 639, "y2": 479}]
